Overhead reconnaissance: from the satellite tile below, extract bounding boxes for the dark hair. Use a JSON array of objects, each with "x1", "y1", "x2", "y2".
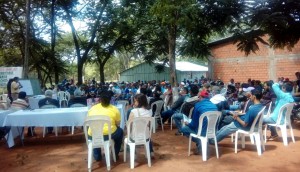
[
  {"x1": 251, "y1": 89, "x2": 262, "y2": 100},
  {"x1": 134, "y1": 94, "x2": 149, "y2": 109},
  {"x1": 140, "y1": 87, "x2": 147, "y2": 95},
  {"x1": 282, "y1": 82, "x2": 293, "y2": 92},
  {"x1": 99, "y1": 90, "x2": 112, "y2": 107},
  {"x1": 189, "y1": 85, "x2": 199, "y2": 96},
  {"x1": 181, "y1": 87, "x2": 188, "y2": 93},
  {"x1": 18, "y1": 91, "x2": 27, "y2": 99},
  {"x1": 265, "y1": 81, "x2": 273, "y2": 87}
]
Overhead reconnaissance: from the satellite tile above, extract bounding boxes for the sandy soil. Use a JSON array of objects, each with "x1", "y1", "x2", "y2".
[{"x1": 1, "y1": 122, "x2": 300, "y2": 172}]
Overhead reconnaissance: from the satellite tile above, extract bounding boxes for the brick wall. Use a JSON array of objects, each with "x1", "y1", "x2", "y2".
[{"x1": 210, "y1": 38, "x2": 300, "y2": 83}]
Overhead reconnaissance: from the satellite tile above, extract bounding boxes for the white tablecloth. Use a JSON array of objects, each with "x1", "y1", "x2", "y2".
[
  {"x1": 4, "y1": 107, "x2": 89, "y2": 127},
  {"x1": 0, "y1": 110, "x2": 13, "y2": 126},
  {"x1": 0, "y1": 109, "x2": 21, "y2": 148}
]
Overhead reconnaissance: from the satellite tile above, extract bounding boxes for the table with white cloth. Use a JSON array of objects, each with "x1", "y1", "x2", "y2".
[
  {"x1": 3, "y1": 107, "x2": 88, "y2": 147},
  {"x1": 0, "y1": 109, "x2": 22, "y2": 148},
  {"x1": 3, "y1": 105, "x2": 125, "y2": 147}
]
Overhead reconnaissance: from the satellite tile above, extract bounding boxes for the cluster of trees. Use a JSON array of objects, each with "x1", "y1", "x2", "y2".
[{"x1": 0, "y1": 0, "x2": 299, "y2": 87}]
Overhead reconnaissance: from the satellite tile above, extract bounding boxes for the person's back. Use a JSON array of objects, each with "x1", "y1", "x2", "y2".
[
  {"x1": 271, "y1": 82, "x2": 294, "y2": 122},
  {"x1": 11, "y1": 91, "x2": 29, "y2": 110},
  {"x1": 38, "y1": 90, "x2": 59, "y2": 108},
  {"x1": 68, "y1": 89, "x2": 87, "y2": 107},
  {"x1": 188, "y1": 96, "x2": 218, "y2": 136}
]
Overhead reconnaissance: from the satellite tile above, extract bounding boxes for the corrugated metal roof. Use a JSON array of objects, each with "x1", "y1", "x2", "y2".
[{"x1": 167, "y1": 61, "x2": 208, "y2": 72}]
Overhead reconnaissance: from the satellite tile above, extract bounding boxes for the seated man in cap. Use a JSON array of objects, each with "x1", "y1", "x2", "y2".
[
  {"x1": 181, "y1": 90, "x2": 218, "y2": 154},
  {"x1": 87, "y1": 90, "x2": 123, "y2": 161},
  {"x1": 38, "y1": 90, "x2": 59, "y2": 134}
]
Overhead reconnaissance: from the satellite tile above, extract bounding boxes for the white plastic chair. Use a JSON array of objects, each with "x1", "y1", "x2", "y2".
[
  {"x1": 123, "y1": 117, "x2": 152, "y2": 169},
  {"x1": 264, "y1": 103, "x2": 295, "y2": 146},
  {"x1": 231, "y1": 99, "x2": 251, "y2": 142},
  {"x1": 57, "y1": 91, "x2": 68, "y2": 107},
  {"x1": 170, "y1": 103, "x2": 194, "y2": 130},
  {"x1": 117, "y1": 100, "x2": 129, "y2": 129},
  {"x1": 40, "y1": 104, "x2": 59, "y2": 137},
  {"x1": 188, "y1": 111, "x2": 221, "y2": 161},
  {"x1": 83, "y1": 115, "x2": 116, "y2": 171},
  {"x1": 234, "y1": 106, "x2": 266, "y2": 156},
  {"x1": 69, "y1": 103, "x2": 86, "y2": 134},
  {"x1": 151, "y1": 100, "x2": 164, "y2": 133}
]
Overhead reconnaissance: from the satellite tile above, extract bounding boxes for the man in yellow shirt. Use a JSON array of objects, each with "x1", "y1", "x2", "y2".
[{"x1": 88, "y1": 90, "x2": 123, "y2": 161}]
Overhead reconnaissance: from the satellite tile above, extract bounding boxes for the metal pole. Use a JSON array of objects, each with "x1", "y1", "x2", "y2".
[{"x1": 23, "y1": 0, "x2": 31, "y2": 79}]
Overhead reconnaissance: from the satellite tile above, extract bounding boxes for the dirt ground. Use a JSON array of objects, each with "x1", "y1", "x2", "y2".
[{"x1": 1, "y1": 122, "x2": 300, "y2": 172}]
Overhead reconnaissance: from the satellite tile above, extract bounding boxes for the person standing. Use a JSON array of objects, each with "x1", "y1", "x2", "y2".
[{"x1": 10, "y1": 77, "x2": 22, "y2": 101}]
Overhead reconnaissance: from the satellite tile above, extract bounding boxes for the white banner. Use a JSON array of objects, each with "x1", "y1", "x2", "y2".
[{"x1": 0, "y1": 67, "x2": 23, "y2": 87}]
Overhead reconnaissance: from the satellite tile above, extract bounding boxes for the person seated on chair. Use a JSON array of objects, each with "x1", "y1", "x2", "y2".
[
  {"x1": 87, "y1": 90, "x2": 123, "y2": 161},
  {"x1": 173, "y1": 84, "x2": 199, "y2": 135},
  {"x1": 211, "y1": 89, "x2": 264, "y2": 144},
  {"x1": 161, "y1": 87, "x2": 189, "y2": 124},
  {"x1": 10, "y1": 91, "x2": 29, "y2": 110},
  {"x1": 149, "y1": 90, "x2": 163, "y2": 117},
  {"x1": 38, "y1": 90, "x2": 59, "y2": 135},
  {"x1": 68, "y1": 89, "x2": 87, "y2": 107},
  {"x1": 128, "y1": 94, "x2": 155, "y2": 158},
  {"x1": 263, "y1": 82, "x2": 294, "y2": 141},
  {"x1": 180, "y1": 90, "x2": 217, "y2": 154}
]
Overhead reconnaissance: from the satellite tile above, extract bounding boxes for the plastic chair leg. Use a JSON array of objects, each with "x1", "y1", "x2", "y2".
[
  {"x1": 104, "y1": 144, "x2": 111, "y2": 171},
  {"x1": 289, "y1": 125, "x2": 295, "y2": 143},
  {"x1": 160, "y1": 117, "x2": 164, "y2": 132},
  {"x1": 235, "y1": 132, "x2": 239, "y2": 153},
  {"x1": 201, "y1": 138, "x2": 207, "y2": 161},
  {"x1": 123, "y1": 142, "x2": 127, "y2": 162},
  {"x1": 87, "y1": 142, "x2": 93, "y2": 172},
  {"x1": 214, "y1": 137, "x2": 219, "y2": 159},
  {"x1": 281, "y1": 126, "x2": 288, "y2": 146},
  {"x1": 264, "y1": 126, "x2": 267, "y2": 143},
  {"x1": 43, "y1": 127, "x2": 46, "y2": 138},
  {"x1": 111, "y1": 143, "x2": 116, "y2": 162},
  {"x1": 254, "y1": 134, "x2": 262, "y2": 156},
  {"x1": 129, "y1": 144, "x2": 136, "y2": 169},
  {"x1": 188, "y1": 136, "x2": 192, "y2": 156},
  {"x1": 145, "y1": 142, "x2": 151, "y2": 167},
  {"x1": 241, "y1": 134, "x2": 245, "y2": 149}
]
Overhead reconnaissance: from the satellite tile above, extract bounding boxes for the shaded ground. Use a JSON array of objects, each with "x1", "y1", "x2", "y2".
[{"x1": 1, "y1": 122, "x2": 300, "y2": 172}]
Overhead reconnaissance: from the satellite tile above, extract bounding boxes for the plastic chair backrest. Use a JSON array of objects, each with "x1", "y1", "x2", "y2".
[
  {"x1": 117, "y1": 100, "x2": 129, "y2": 107},
  {"x1": 276, "y1": 103, "x2": 294, "y2": 125},
  {"x1": 179, "y1": 102, "x2": 186, "y2": 113},
  {"x1": 127, "y1": 117, "x2": 152, "y2": 144},
  {"x1": 69, "y1": 103, "x2": 86, "y2": 107},
  {"x1": 65, "y1": 91, "x2": 71, "y2": 101},
  {"x1": 57, "y1": 91, "x2": 67, "y2": 101},
  {"x1": 220, "y1": 88, "x2": 227, "y2": 96},
  {"x1": 242, "y1": 99, "x2": 250, "y2": 113},
  {"x1": 188, "y1": 107, "x2": 194, "y2": 118},
  {"x1": 151, "y1": 100, "x2": 164, "y2": 117},
  {"x1": 83, "y1": 115, "x2": 112, "y2": 147},
  {"x1": 0, "y1": 94, "x2": 7, "y2": 102},
  {"x1": 40, "y1": 104, "x2": 58, "y2": 109},
  {"x1": 249, "y1": 106, "x2": 266, "y2": 133},
  {"x1": 197, "y1": 111, "x2": 221, "y2": 138},
  {"x1": 265, "y1": 101, "x2": 272, "y2": 116}
]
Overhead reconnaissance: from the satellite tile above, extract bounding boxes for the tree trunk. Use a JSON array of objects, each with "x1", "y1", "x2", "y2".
[
  {"x1": 99, "y1": 62, "x2": 105, "y2": 84},
  {"x1": 51, "y1": 0, "x2": 59, "y2": 84},
  {"x1": 77, "y1": 60, "x2": 84, "y2": 85},
  {"x1": 23, "y1": 0, "x2": 30, "y2": 79},
  {"x1": 168, "y1": 24, "x2": 177, "y2": 87}
]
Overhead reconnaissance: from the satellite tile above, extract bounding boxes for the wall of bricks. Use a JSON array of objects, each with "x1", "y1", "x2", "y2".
[{"x1": 210, "y1": 38, "x2": 300, "y2": 83}]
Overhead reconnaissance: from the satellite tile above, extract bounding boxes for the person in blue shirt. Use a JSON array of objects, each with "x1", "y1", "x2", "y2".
[
  {"x1": 181, "y1": 90, "x2": 217, "y2": 154},
  {"x1": 213, "y1": 89, "x2": 264, "y2": 143},
  {"x1": 263, "y1": 82, "x2": 294, "y2": 140}
]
